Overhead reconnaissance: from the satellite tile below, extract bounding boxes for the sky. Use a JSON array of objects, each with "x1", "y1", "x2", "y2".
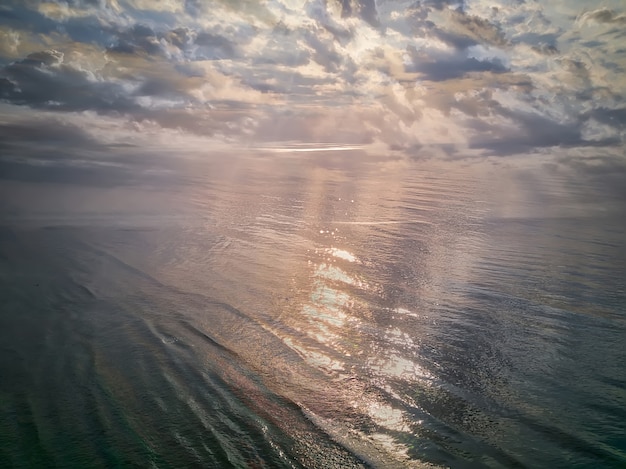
[{"x1": 0, "y1": 0, "x2": 625, "y2": 192}]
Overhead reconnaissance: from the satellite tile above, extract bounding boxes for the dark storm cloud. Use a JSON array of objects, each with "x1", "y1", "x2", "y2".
[
  {"x1": 557, "y1": 152, "x2": 626, "y2": 204},
  {"x1": 107, "y1": 23, "x2": 241, "y2": 61},
  {"x1": 421, "y1": 56, "x2": 507, "y2": 80},
  {"x1": 406, "y1": 45, "x2": 508, "y2": 81},
  {"x1": 0, "y1": 118, "x2": 98, "y2": 148},
  {"x1": 0, "y1": 0, "x2": 120, "y2": 48},
  {"x1": 470, "y1": 109, "x2": 622, "y2": 156},
  {"x1": 0, "y1": 118, "x2": 177, "y2": 186},
  {"x1": 358, "y1": 0, "x2": 380, "y2": 27},
  {"x1": 63, "y1": 15, "x2": 118, "y2": 46},
  {"x1": 49, "y1": 0, "x2": 105, "y2": 6},
  {"x1": 194, "y1": 31, "x2": 239, "y2": 59},
  {"x1": 0, "y1": 118, "x2": 122, "y2": 185},
  {"x1": 0, "y1": 2, "x2": 58, "y2": 35},
  {"x1": 581, "y1": 8, "x2": 626, "y2": 24},
  {"x1": 0, "y1": 53, "x2": 232, "y2": 147},
  {"x1": 584, "y1": 107, "x2": 626, "y2": 127},
  {"x1": 512, "y1": 32, "x2": 561, "y2": 50},
  {"x1": 399, "y1": 5, "x2": 505, "y2": 52},
  {"x1": 456, "y1": 12, "x2": 504, "y2": 44},
  {"x1": 337, "y1": 0, "x2": 353, "y2": 17},
  {"x1": 432, "y1": 28, "x2": 483, "y2": 50},
  {"x1": 108, "y1": 23, "x2": 163, "y2": 55},
  {"x1": 134, "y1": 77, "x2": 182, "y2": 98},
  {"x1": 303, "y1": 29, "x2": 345, "y2": 72},
  {"x1": 304, "y1": 1, "x2": 353, "y2": 41},
  {"x1": 531, "y1": 43, "x2": 559, "y2": 55},
  {"x1": 331, "y1": 0, "x2": 379, "y2": 27},
  {"x1": 0, "y1": 50, "x2": 135, "y2": 112},
  {"x1": 0, "y1": 2, "x2": 239, "y2": 63},
  {"x1": 0, "y1": 45, "x2": 215, "y2": 117}
]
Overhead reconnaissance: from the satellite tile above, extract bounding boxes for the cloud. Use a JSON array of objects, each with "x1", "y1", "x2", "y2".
[
  {"x1": 0, "y1": 49, "x2": 136, "y2": 112},
  {"x1": 0, "y1": 2, "x2": 59, "y2": 36},
  {"x1": 578, "y1": 8, "x2": 626, "y2": 25},
  {"x1": 106, "y1": 23, "x2": 241, "y2": 61},
  {"x1": 336, "y1": 0, "x2": 381, "y2": 28},
  {"x1": 466, "y1": 100, "x2": 624, "y2": 156},
  {"x1": 445, "y1": 9, "x2": 506, "y2": 47},
  {"x1": 0, "y1": 116, "x2": 97, "y2": 147},
  {"x1": 302, "y1": 27, "x2": 346, "y2": 72},
  {"x1": 0, "y1": 43, "x2": 271, "y2": 124},
  {"x1": 0, "y1": 0, "x2": 624, "y2": 167},
  {"x1": 406, "y1": 45, "x2": 508, "y2": 81},
  {"x1": 0, "y1": 117, "x2": 153, "y2": 186}
]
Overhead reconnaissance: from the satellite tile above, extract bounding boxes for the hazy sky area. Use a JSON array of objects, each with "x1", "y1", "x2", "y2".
[{"x1": 0, "y1": 0, "x2": 625, "y2": 197}]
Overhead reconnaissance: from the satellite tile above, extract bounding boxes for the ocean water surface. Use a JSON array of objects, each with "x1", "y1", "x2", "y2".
[{"x1": 1, "y1": 153, "x2": 625, "y2": 468}]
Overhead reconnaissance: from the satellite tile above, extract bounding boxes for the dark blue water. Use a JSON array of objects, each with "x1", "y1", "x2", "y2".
[{"x1": 1, "y1": 154, "x2": 625, "y2": 468}]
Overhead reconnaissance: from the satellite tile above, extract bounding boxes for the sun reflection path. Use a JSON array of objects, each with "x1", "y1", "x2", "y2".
[
  {"x1": 283, "y1": 241, "x2": 367, "y2": 375},
  {"x1": 270, "y1": 232, "x2": 445, "y2": 467},
  {"x1": 327, "y1": 247, "x2": 359, "y2": 263}
]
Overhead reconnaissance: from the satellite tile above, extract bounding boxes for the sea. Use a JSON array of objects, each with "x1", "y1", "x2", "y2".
[{"x1": 1, "y1": 151, "x2": 625, "y2": 468}]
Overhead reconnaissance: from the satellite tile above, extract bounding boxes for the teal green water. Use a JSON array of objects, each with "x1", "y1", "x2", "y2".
[{"x1": 1, "y1": 156, "x2": 625, "y2": 468}]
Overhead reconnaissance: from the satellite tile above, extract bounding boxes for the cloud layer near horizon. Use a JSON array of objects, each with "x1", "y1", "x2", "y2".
[{"x1": 0, "y1": 0, "x2": 625, "y2": 183}]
